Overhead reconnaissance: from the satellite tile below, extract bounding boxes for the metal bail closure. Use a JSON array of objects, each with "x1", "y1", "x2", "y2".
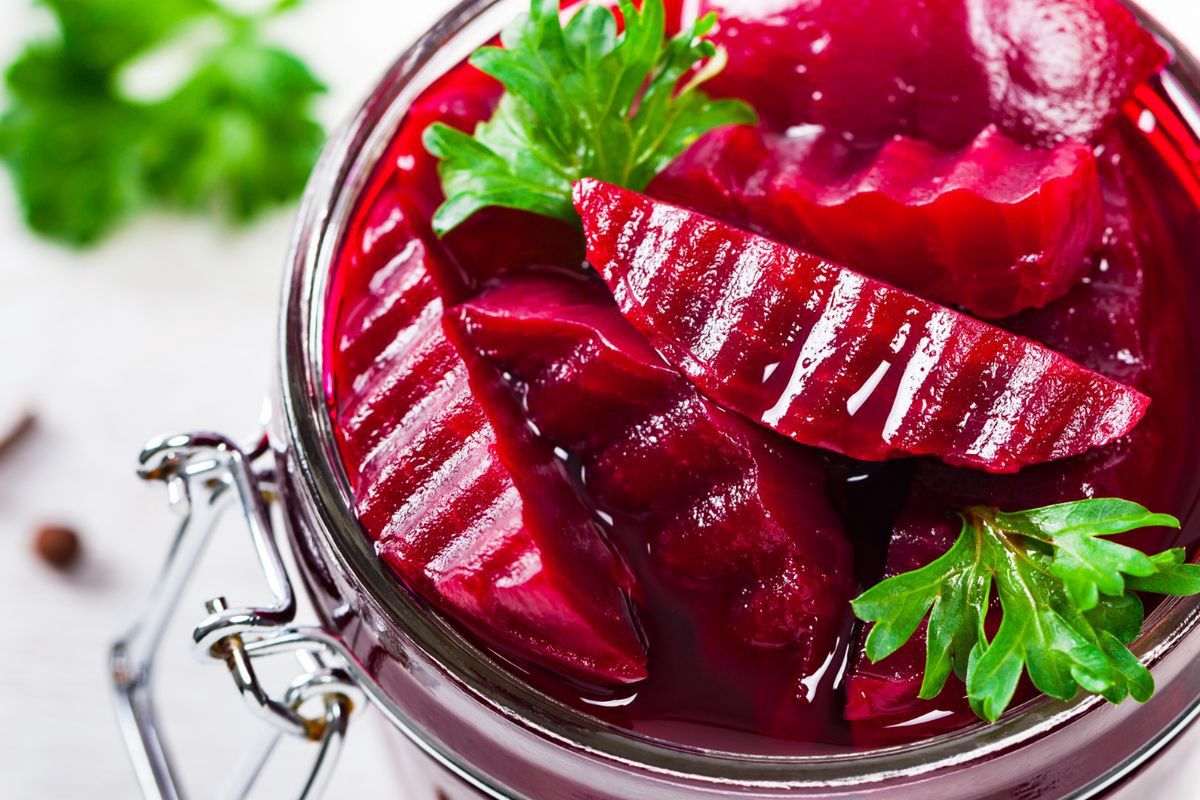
[{"x1": 110, "y1": 432, "x2": 363, "y2": 800}]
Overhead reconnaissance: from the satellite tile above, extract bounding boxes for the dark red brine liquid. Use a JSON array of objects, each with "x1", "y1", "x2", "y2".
[{"x1": 325, "y1": 0, "x2": 1200, "y2": 754}]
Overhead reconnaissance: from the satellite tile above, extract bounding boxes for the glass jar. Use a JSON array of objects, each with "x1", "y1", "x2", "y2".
[{"x1": 111, "y1": 1, "x2": 1200, "y2": 797}]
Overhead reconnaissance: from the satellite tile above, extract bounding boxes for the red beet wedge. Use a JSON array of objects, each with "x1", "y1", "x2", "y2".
[
  {"x1": 449, "y1": 273, "x2": 854, "y2": 671},
  {"x1": 575, "y1": 179, "x2": 1149, "y2": 474},
  {"x1": 700, "y1": 0, "x2": 1167, "y2": 147},
  {"x1": 651, "y1": 124, "x2": 1104, "y2": 318},
  {"x1": 331, "y1": 193, "x2": 646, "y2": 687},
  {"x1": 843, "y1": 501, "x2": 977, "y2": 741}
]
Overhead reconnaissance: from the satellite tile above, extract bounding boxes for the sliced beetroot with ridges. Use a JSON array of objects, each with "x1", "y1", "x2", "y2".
[
  {"x1": 450, "y1": 273, "x2": 854, "y2": 668},
  {"x1": 699, "y1": 0, "x2": 1167, "y2": 147},
  {"x1": 330, "y1": 223, "x2": 645, "y2": 687},
  {"x1": 652, "y1": 124, "x2": 1103, "y2": 318},
  {"x1": 758, "y1": 126, "x2": 1103, "y2": 318},
  {"x1": 332, "y1": 187, "x2": 451, "y2": 401},
  {"x1": 576, "y1": 179, "x2": 1149, "y2": 474}
]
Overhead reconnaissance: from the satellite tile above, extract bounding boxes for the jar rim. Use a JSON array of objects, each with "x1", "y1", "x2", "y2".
[{"x1": 276, "y1": 0, "x2": 1200, "y2": 792}]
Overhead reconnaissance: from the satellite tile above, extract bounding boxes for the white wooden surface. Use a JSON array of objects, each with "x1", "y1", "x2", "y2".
[{"x1": 0, "y1": 1, "x2": 1197, "y2": 797}]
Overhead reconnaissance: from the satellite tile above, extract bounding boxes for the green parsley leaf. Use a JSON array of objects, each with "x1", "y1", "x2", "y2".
[
  {"x1": 992, "y1": 500, "x2": 1176, "y2": 610},
  {"x1": 142, "y1": 37, "x2": 325, "y2": 221},
  {"x1": 0, "y1": 0, "x2": 323, "y2": 247},
  {"x1": 423, "y1": 0, "x2": 756, "y2": 235},
  {"x1": 1127, "y1": 549, "x2": 1200, "y2": 595},
  {"x1": 0, "y1": 45, "x2": 151, "y2": 244},
  {"x1": 1084, "y1": 593, "x2": 1144, "y2": 644},
  {"x1": 41, "y1": 0, "x2": 213, "y2": 72},
  {"x1": 852, "y1": 499, "x2": 1195, "y2": 722}
]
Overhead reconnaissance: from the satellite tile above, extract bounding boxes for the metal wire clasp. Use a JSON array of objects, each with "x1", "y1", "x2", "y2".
[{"x1": 111, "y1": 432, "x2": 362, "y2": 800}]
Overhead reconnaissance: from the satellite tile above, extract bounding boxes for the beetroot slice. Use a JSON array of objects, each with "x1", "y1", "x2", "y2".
[
  {"x1": 652, "y1": 124, "x2": 1103, "y2": 318},
  {"x1": 575, "y1": 179, "x2": 1149, "y2": 474},
  {"x1": 973, "y1": 0, "x2": 1169, "y2": 146},
  {"x1": 330, "y1": 195, "x2": 646, "y2": 687},
  {"x1": 449, "y1": 273, "x2": 854, "y2": 670},
  {"x1": 701, "y1": 0, "x2": 983, "y2": 147},
  {"x1": 700, "y1": 0, "x2": 1167, "y2": 147},
  {"x1": 843, "y1": 502, "x2": 977, "y2": 740}
]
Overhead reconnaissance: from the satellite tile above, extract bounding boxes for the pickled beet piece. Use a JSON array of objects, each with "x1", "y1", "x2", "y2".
[
  {"x1": 576, "y1": 179, "x2": 1149, "y2": 474},
  {"x1": 843, "y1": 503, "x2": 976, "y2": 739},
  {"x1": 381, "y1": 59, "x2": 583, "y2": 297},
  {"x1": 652, "y1": 124, "x2": 1103, "y2": 317},
  {"x1": 972, "y1": 0, "x2": 1169, "y2": 145},
  {"x1": 450, "y1": 273, "x2": 854, "y2": 669},
  {"x1": 700, "y1": 0, "x2": 1167, "y2": 147},
  {"x1": 1004, "y1": 136, "x2": 1162, "y2": 389},
  {"x1": 647, "y1": 124, "x2": 768, "y2": 229},
  {"x1": 330, "y1": 210, "x2": 645, "y2": 686},
  {"x1": 440, "y1": 207, "x2": 585, "y2": 294},
  {"x1": 389, "y1": 62, "x2": 501, "y2": 219},
  {"x1": 701, "y1": 0, "x2": 985, "y2": 146}
]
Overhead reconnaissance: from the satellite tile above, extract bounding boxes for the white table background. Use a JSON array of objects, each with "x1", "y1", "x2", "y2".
[{"x1": 0, "y1": 1, "x2": 1197, "y2": 797}]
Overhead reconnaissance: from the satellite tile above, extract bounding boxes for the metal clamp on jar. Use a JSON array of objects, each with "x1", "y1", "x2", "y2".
[{"x1": 111, "y1": 432, "x2": 360, "y2": 799}]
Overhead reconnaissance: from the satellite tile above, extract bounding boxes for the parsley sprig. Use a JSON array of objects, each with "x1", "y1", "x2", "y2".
[
  {"x1": 852, "y1": 499, "x2": 1200, "y2": 722},
  {"x1": 0, "y1": 0, "x2": 323, "y2": 246},
  {"x1": 423, "y1": 0, "x2": 755, "y2": 235}
]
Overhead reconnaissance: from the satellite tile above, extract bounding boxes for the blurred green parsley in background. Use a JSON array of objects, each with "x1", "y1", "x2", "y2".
[{"x1": 0, "y1": 0, "x2": 325, "y2": 247}]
